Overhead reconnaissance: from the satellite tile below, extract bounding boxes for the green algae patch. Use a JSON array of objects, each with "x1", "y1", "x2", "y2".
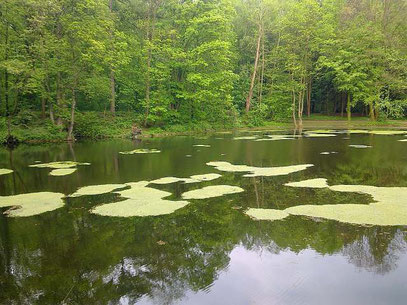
[
  {"x1": 206, "y1": 161, "x2": 313, "y2": 177},
  {"x1": 150, "y1": 173, "x2": 221, "y2": 185},
  {"x1": 150, "y1": 177, "x2": 197, "y2": 184},
  {"x1": 369, "y1": 130, "x2": 407, "y2": 135},
  {"x1": 30, "y1": 161, "x2": 90, "y2": 169},
  {"x1": 329, "y1": 185, "x2": 407, "y2": 205},
  {"x1": 0, "y1": 169, "x2": 13, "y2": 176},
  {"x1": 398, "y1": 139, "x2": 407, "y2": 142},
  {"x1": 233, "y1": 136, "x2": 257, "y2": 140},
  {"x1": 70, "y1": 184, "x2": 127, "y2": 197},
  {"x1": 285, "y1": 178, "x2": 328, "y2": 189},
  {"x1": 181, "y1": 185, "x2": 244, "y2": 199},
  {"x1": 189, "y1": 173, "x2": 221, "y2": 182},
  {"x1": 119, "y1": 148, "x2": 161, "y2": 154},
  {"x1": 349, "y1": 144, "x2": 372, "y2": 148},
  {"x1": 320, "y1": 152, "x2": 337, "y2": 155},
  {"x1": 193, "y1": 144, "x2": 211, "y2": 147},
  {"x1": 49, "y1": 168, "x2": 77, "y2": 176},
  {"x1": 306, "y1": 129, "x2": 337, "y2": 134},
  {"x1": 285, "y1": 203, "x2": 407, "y2": 226},
  {"x1": 346, "y1": 130, "x2": 370, "y2": 134},
  {"x1": 92, "y1": 181, "x2": 188, "y2": 217},
  {"x1": 92, "y1": 198, "x2": 188, "y2": 217},
  {"x1": 245, "y1": 208, "x2": 289, "y2": 221},
  {"x1": 0, "y1": 192, "x2": 65, "y2": 217},
  {"x1": 304, "y1": 133, "x2": 336, "y2": 138},
  {"x1": 254, "y1": 137, "x2": 294, "y2": 142}
]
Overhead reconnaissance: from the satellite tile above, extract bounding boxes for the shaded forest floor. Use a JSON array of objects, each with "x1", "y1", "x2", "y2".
[{"x1": 1, "y1": 112, "x2": 407, "y2": 145}]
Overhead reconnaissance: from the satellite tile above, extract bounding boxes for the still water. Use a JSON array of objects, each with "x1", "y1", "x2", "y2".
[{"x1": 0, "y1": 131, "x2": 407, "y2": 304}]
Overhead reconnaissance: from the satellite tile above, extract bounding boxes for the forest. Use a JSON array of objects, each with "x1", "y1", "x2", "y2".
[{"x1": 1, "y1": 0, "x2": 407, "y2": 142}]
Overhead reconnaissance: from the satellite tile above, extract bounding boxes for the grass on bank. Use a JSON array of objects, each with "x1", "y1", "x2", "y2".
[{"x1": 1, "y1": 111, "x2": 407, "y2": 144}]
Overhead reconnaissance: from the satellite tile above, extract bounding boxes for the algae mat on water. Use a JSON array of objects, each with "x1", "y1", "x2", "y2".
[
  {"x1": 181, "y1": 185, "x2": 244, "y2": 199},
  {"x1": 0, "y1": 192, "x2": 65, "y2": 217},
  {"x1": 250, "y1": 178, "x2": 407, "y2": 225},
  {"x1": 207, "y1": 161, "x2": 313, "y2": 177},
  {"x1": 119, "y1": 149, "x2": 161, "y2": 154},
  {"x1": 69, "y1": 184, "x2": 127, "y2": 197},
  {"x1": 92, "y1": 181, "x2": 189, "y2": 217},
  {"x1": 29, "y1": 161, "x2": 90, "y2": 169},
  {"x1": 150, "y1": 173, "x2": 221, "y2": 185},
  {"x1": 49, "y1": 168, "x2": 77, "y2": 176},
  {"x1": 0, "y1": 169, "x2": 13, "y2": 176}
]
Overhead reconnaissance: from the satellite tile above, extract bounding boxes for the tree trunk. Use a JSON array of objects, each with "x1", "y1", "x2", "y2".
[
  {"x1": 347, "y1": 93, "x2": 351, "y2": 121},
  {"x1": 259, "y1": 32, "x2": 265, "y2": 105},
  {"x1": 246, "y1": 23, "x2": 262, "y2": 113},
  {"x1": 56, "y1": 72, "x2": 63, "y2": 126},
  {"x1": 341, "y1": 92, "x2": 345, "y2": 117},
  {"x1": 4, "y1": 4, "x2": 11, "y2": 138},
  {"x1": 369, "y1": 101, "x2": 375, "y2": 120},
  {"x1": 41, "y1": 97, "x2": 46, "y2": 119},
  {"x1": 109, "y1": 0, "x2": 116, "y2": 115},
  {"x1": 307, "y1": 77, "x2": 312, "y2": 117},
  {"x1": 110, "y1": 69, "x2": 115, "y2": 114},
  {"x1": 49, "y1": 102, "x2": 55, "y2": 124},
  {"x1": 67, "y1": 86, "x2": 76, "y2": 142},
  {"x1": 144, "y1": 0, "x2": 158, "y2": 126}
]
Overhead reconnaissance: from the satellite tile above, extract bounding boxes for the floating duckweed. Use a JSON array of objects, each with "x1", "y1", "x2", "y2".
[
  {"x1": 349, "y1": 144, "x2": 372, "y2": 148},
  {"x1": 150, "y1": 173, "x2": 221, "y2": 185},
  {"x1": 245, "y1": 208, "x2": 289, "y2": 221},
  {"x1": 369, "y1": 130, "x2": 407, "y2": 135},
  {"x1": 266, "y1": 178, "x2": 407, "y2": 225},
  {"x1": 285, "y1": 203, "x2": 407, "y2": 226},
  {"x1": 49, "y1": 168, "x2": 77, "y2": 176},
  {"x1": 305, "y1": 133, "x2": 336, "y2": 138},
  {"x1": 346, "y1": 130, "x2": 370, "y2": 134},
  {"x1": 193, "y1": 144, "x2": 211, "y2": 147},
  {"x1": 254, "y1": 137, "x2": 294, "y2": 142},
  {"x1": 207, "y1": 161, "x2": 313, "y2": 177},
  {"x1": 119, "y1": 149, "x2": 161, "y2": 154},
  {"x1": 92, "y1": 181, "x2": 188, "y2": 217},
  {"x1": 93, "y1": 199, "x2": 188, "y2": 217},
  {"x1": 181, "y1": 185, "x2": 244, "y2": 199},
  {"x1": 320, "y1": 151, "x2": 338, "y2": 155},
  {"x1": 285, "y1": 178, "x2": 328, "y2": 189},
  {"x1": 233, "y1": 136, "x2": 257, "y2": 140},
  {"x1": 0, "y1": 192, "x2": 65, "y2": 217},
  {"x1": 306, "y1": 130, "x2": 337, "y2": 134},
  {"x1": 150, "y1": 177, "x2": 197, "y2": 184},
  {"x1": 189, "y1": 173, "x2": 222, "y2": 182},
  {"x1": 30, "y1": 161, "x2": 90, "y2": 169},
  {"x1": 398, "y1": 139, "x2": 407, "y2": 142},
  {"x1": 0, "y1": 169, "x2": 13, "y2": 176},
  {"x1": 70, "y1": 184, "x2": 127, "y2": 197}
]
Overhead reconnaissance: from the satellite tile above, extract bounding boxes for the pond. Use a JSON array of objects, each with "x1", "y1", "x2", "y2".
[{"x1": 1, "y1": 130, "x2": 407, "y2": 304}]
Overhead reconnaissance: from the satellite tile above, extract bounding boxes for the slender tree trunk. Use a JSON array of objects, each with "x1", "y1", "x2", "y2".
[
  {"x1": 109, "y1": 0, "x2": 116, "y2": 114},
  {"x1": 341, "y1": 92, "x2": 345, "y2": 117},
  {"x1": 307, "y1": 77, "x2": 312, "y2": 117},
  {"x1": 246, "y1": 23, "x2": 262, "y2": 113},
  {"x1": 56, "y1": 72, "x2": 63, "y2": 126},
  {"x1": 347, "y1": 93, "x2": 351, "y2": 121},
  {"x1": 369, "y1": 101, "x2": 375, "y2": 120},
  {"x1": 41, "y1": 97, "x2": 46, "y2": 119},
  {"x1": 110, "y1": 69, "x2": 115, "y2": 114},
  {"x1": 4, "y1": 4, "x2": 11, "y2": 138},
  {"x1": 259, "y1": 32, "x2": 265, "y2": 105},
  {"x1": 49, "y1": 102, "x2": 55, "y2": 124},
  {"x1": 144, "y1": 0, "x2": 158, "y2": 126},
  {"x1": 67, "y1": 86, "x2": 76, "y2": 142}
]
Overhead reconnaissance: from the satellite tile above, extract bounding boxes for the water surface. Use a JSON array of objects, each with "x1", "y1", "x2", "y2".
[{"x1": 1, "y1": 131, "x2": 407, "y2": 304}]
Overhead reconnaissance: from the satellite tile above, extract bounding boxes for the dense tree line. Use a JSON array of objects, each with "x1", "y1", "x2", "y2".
[{"x1": 1, "y1": 0, "x2": 406, "y2": 139}]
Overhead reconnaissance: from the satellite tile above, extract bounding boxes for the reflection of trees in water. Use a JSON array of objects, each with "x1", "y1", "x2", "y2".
[
  {"x1": 342, "y1": 230, "x2": 407, "y2": 275},
  {"x1": 1, "y1": 174, "x2": 407, "y2": 304}
]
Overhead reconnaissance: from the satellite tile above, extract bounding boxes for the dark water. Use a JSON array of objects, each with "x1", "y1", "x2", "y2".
[{"x1": 1, "y1": 131, "x2": 407, "y2": 305}]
